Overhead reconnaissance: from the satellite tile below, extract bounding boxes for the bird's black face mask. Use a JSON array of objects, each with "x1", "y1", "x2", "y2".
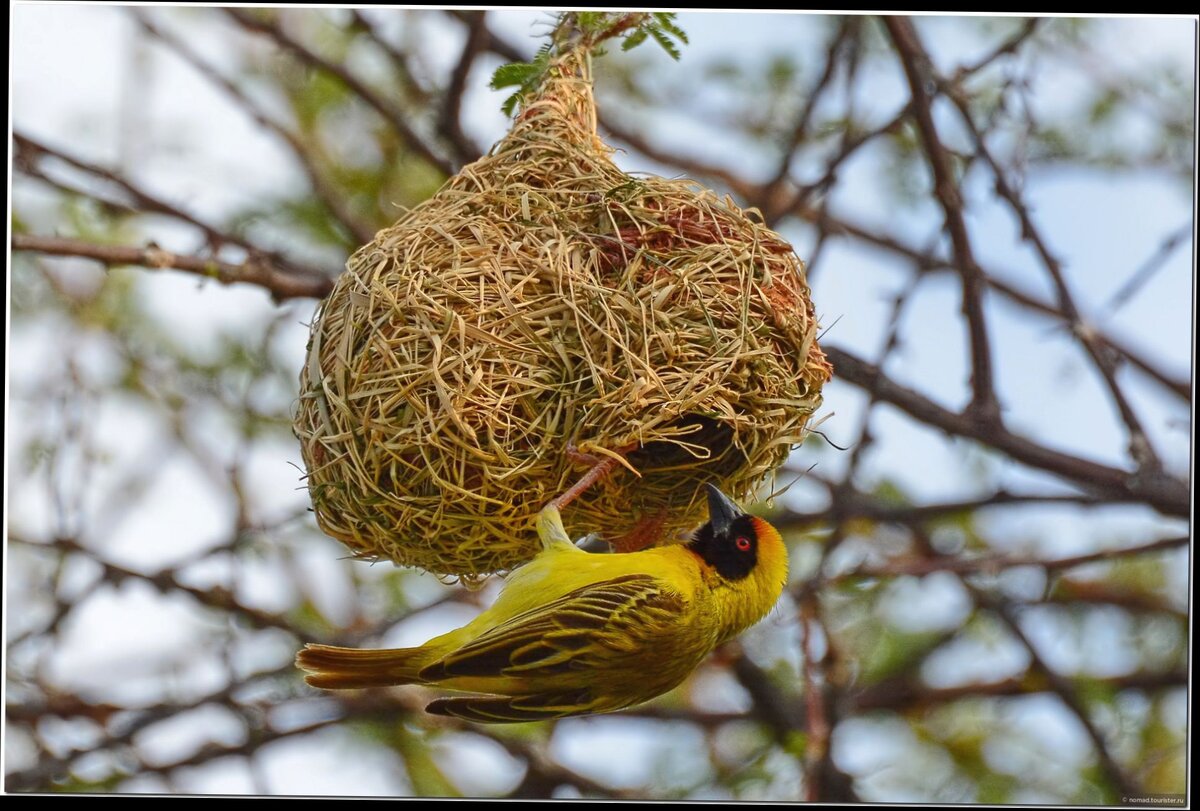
[{"x1": 688, "y1": 484, "x2": 758, "y2": 581}]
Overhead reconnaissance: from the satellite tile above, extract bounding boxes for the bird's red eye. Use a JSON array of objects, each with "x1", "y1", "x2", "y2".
[{"x1": 735, "y1": 536, "x2": 752, "y2": 552}]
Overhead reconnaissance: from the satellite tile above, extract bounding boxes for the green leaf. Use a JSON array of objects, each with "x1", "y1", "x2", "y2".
[
  {"x1": 648, "y1": 25, "x2": 682, "y2": 61},
  {"x1": 490, "y1": 62, "x2": 539, "y2": 91},
  {"x1": 621, "y1": 29, "x2": 649, "y2": 52},
  {"x1": 652, "y1": 13, "x2": 689, "y2": 44},
  {"x1": 574, "y1": 12, "x2": 609, "y2": 34}
]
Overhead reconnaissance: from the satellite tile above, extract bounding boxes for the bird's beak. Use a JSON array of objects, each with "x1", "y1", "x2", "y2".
[{"x1": 705, "y1": 484, "x2": 743, "y2": 536}]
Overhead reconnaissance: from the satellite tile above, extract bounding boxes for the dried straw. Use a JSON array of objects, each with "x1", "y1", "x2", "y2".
[{"x1": 295, "y1": 52, "x2": 832, "y2": 581}]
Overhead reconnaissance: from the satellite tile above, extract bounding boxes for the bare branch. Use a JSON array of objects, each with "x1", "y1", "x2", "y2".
[
  {"x1": 597, "y1": 113, "x2": 760, "y2": 202},
  {"x1": 824, "y1": 344, "x2": 1190, "y2": 516},
  {"x1": 771, "y1": 105, "x2": 911, "y2": 224},
  {"x1": 937, "y1": 56, "x2": 1167, "y2": 475},
  {"x1": 799, "y1": 596, "x2": 831, "y2": 802},
  {"x1": 853, "y1": 667, "x2": 1186, "y2": 712},
  {"x1": 826, "y1": 535, "x2": 1188, "y2": 581},
  {"x1": 131, "y1": 9, "x2": 376, "y2": 246},
  {"x1": 12, "y1": 234, "x2": 333, "y2": 302},
  {"x1": 444, "y1": 8, "x2": 527, "y2": 64},
  {"x1": 790, "y1": 203, "x2": 1190, "y2": 400},
  {"x1": 766, "y1": 17, "x2": 861, "y2": 191},
  {"x1": 980, "y1": 590, "x2": 1140, "y2": 797},
  {"x1": 13, "y1": 132, "x2": 332, "y2": 280},
  {"x1": 884, "y1": 16, "x2": 1000, "y2": 423},
  {"x1": 949, "y1": 18, "x2": 1041, "y2": 81},
  {"x1": 13, "y1": 535, "x2": 324, "y2": 640},
  {"x1": 438, "y1": 10, "x2": 488, "y2": 165},
  {"x1": 776, "y1": 485, "x2": 1144, "y2": 531},
  {"x1": 349, "y1": 10, "x2": 435, "y2": 108},
  {"x1": 222, "y1": 8, "x2": 455, "y2": 177},
  {"x1": 1104, "y1": 221, "x2": 1193, "y2": 313}
]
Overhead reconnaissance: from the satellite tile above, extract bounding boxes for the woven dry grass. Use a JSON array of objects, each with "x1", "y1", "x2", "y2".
[{"x1": 294, "y1": 51, "x2": 832, "y2": 581}]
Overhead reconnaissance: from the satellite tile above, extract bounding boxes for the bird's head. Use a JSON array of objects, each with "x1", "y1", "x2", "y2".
[{"x1": 687, "y1": 485, "x2": 788, "y2": 630}]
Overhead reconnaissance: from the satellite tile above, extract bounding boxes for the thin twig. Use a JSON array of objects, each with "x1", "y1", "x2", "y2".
[
  {"x1": 775, "y1": 486, "x2": 1143, "y2": 531},
  {"x1": 1104, "y1": 221, "x2": 1193, "y2": 313},
  {"x1": 773, "y1": 104, "x2": 911, "y2": 221},
  {"x1": 825, "y1": 534, "x2": 1188, "y2": 582},
  {"x1": 790, "y1": 203, "x2": 1189, "y2": 400},
  {"x1": 799, "y1": 596, "x2": 830, "y2": 802},
  {"x1": 349, "y1": 9, "x2": 435, "y2": 108},
  {"x1": 766, "y1": 17, "x2": 860, "y2": 191},
  {"x1": 14, "y1": 535, "x2": 323, "y2": 640},
  {"x1": 949, "y1": 18, "x2": 1041, "y2": 82},
  {"x1": 852, "y1": 667, "x2": 1187, "y2": 712},
  {"x1": 978, "y1": 590, "x2": 1140, "y2": 798}
]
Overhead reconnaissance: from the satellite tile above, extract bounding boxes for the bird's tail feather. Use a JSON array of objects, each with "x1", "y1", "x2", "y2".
[{"x1": 296, "y1": 643, "x2": 427, "y2": 690}]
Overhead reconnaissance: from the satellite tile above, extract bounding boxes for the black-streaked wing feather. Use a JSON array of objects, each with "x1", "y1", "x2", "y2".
[
  {"x1": 418, "y1": 573, "x2": 685, "y2": 682},
  {"x1": 425, "y1": 690, "x2": 599, "y2": 723}
]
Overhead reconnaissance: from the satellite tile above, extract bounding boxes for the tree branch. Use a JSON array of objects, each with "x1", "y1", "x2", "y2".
[
  {"x1": 13, "y1": 131, "x2": 330, "y2": 280},
  {"x1": 222, "y1": 8, "x2": 455, "y2": 177},
  {"x1": 853, "y1": 667, "x2": 1186, "y2": 712},
  {"x1": 884, "y1": 16, "x2": 999, "y2": 423},
  {"x1": 938, "y1": 54, "x2": 1166, "y2": 476},
  {"x1": 776, "y1": 486, "x2": 1143, "y2": 531},
  {"x1": 826, "y1": 535, "x2": 1188, "y2": 581},
  {"x1": 981, "y1": 592, "x2": 1140, "y2": 798},
  {"x1": 131, "y1": 9, "x2": 376, "y2": 246},
  {"x1": 824, "y1": 344, "x2": 1190, "y2": 516},
  {"x1": 438, "y1": 10, "x2": 488, "y2": 165},
  {"x1": 12, "y1": 234, "x2": 334, "y2": 302},
  {"x1": 790, "y1": 203, "x2": 1190, "y2": 400},
  {"x1": 1104, "y1": 221, "x2": 1193, "y2": 314}
]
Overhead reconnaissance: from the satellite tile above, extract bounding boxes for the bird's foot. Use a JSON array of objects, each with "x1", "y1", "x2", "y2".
[
  {"x1": 564, "y1": 440, "x2": 604, "y2": 468},
  {"x1": 550, "y1": 441, "x2": 639, "y2": 512}
]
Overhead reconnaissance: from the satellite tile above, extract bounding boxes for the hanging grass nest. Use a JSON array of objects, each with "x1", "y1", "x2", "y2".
[{"x1": 295, "y1": 49, "x2": 832, "y2": 581}]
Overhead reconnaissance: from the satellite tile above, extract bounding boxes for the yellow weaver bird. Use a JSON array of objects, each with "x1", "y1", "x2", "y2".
[{"x1": 296, "y1": 485, "x2": 787, "y2": 723}]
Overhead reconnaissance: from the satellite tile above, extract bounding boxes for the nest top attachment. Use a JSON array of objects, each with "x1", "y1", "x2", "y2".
[{"x1": 295, "y1": 51, "x2": 832, "y2": 581}]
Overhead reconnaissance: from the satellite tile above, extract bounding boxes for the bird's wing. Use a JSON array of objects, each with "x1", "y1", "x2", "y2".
[
  {"x1": 418, "y1": 573, "x2": 685, "y2": 683},
  {"x1": 424, "y1": 691, "x2": 599, "y2": 723}
]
